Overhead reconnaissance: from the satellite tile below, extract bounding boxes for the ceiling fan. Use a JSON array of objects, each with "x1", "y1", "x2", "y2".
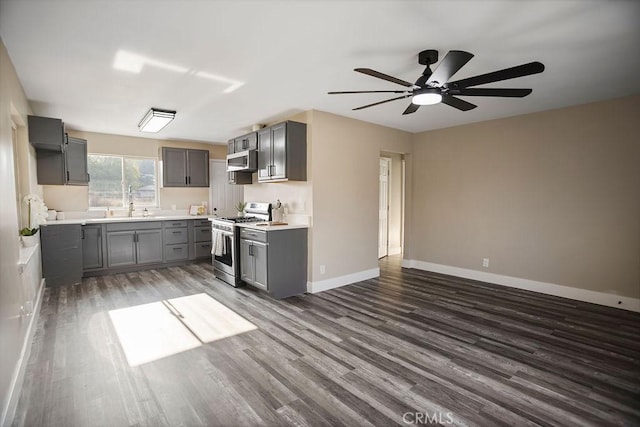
[{"x1": 328, "y1": 49, "x2": 545, "y2": 114}]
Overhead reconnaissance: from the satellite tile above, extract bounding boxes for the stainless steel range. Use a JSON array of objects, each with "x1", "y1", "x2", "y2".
[{"x1": 210, "y1": 202, "x2": 271, "y2": 287}]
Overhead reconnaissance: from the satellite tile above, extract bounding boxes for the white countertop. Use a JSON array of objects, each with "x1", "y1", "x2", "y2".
[
  {"x1": 235, "y1": 222, "x2": 309, "y2": 231},
  {"x1": 41, "y1": 215, "x2": 216, "y2": 226}
]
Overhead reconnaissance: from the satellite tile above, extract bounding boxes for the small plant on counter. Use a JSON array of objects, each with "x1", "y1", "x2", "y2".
[
  {"x1": 19, "y1": 194, "x2": 48, "y2": 236},
  {"x1": 235, "y1": 201, "x2": 247, "y2": 213}
]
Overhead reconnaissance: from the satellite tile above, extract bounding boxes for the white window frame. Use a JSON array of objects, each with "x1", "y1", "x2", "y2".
[{"x1": 87, "y1": 153, "x2": 160, "y2": 210}]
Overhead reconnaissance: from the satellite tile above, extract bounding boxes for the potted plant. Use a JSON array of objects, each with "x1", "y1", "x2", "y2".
[
  {"x1": 235, "y1": 201, "x2": 247, "y2": 217},
  {"x1": 19, "y1": 194, "x2": 48, "y2": 247}
]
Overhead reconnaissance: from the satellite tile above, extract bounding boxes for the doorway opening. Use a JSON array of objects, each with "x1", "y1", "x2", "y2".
[{"x1": 379, "y1": 152, "x2": 405, "y2": 259}]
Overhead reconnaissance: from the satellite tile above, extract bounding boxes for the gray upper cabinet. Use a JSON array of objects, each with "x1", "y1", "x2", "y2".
[
  {"x1": 228, "y1": 132, "x2": 257, "y2": 153},
  {"x1": 162, "y1": 147, "x2": 187, "y2": 186},
  {"x1": 257, "y1": 121, "x2": 306, "y2": 183},
  {"x1": 82, "y1": 224, "x2": 103, "y2": 270},
  {"x1": 187, "y1": 149, "x2": 209, "y2": 187},
  {"x1": 65, "y1": 136, "x2": 89, "y2": 185},
  {"x1": 30, "y1": 114, "x2": 89, "y2": 186},
  {"x1": 28, "y1": 115, "x2": 64, "y2": 151},
  {"x1": 35, "y1": 135, "x2": 89, "y2": 186},
  {"x1": 162, "y1": 147, "x2": 209, "y2": 187}
]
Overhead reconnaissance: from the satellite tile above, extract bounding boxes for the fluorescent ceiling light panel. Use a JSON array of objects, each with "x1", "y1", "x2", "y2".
[{"x1": 138, "y1": 108, "x2": 176, "y2": 132}]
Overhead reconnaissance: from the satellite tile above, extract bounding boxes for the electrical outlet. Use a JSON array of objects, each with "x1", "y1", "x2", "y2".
[
  {"x1": 320, "y1": 265, "x2": 326, "y2": 275},
  {"x1": 482, "y1": 258, "x2": 490, "y2": 268}
]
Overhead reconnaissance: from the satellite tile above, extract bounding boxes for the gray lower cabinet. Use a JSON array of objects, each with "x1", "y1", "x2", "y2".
[
  {"x1": 106, "y1": 222, "x2": 163, "y2": 267},
  {"x1": 41, "y1": 224, "x2": 83, "y2": 287},
  {"x1": 136, "y1": 229, "x2": 164, "y2": 264},
  {"x1": 240, "y1": 238, "x2": 268, "y2": 290},
  {"x1": 191, "y1": 218, "x2": 212, "y2": 259},
  {"x1": 239, "y1": 227, "x2": 307, "y2": 298},
  {"x1": 106, "y1": 231, "x2": 136, "y2": 267},
  {"x1": 164, "y1": 220, "x2": 189, "y2": 261},
  {"x1": 82, "y1": 224, "x2": 103, "y2": 270}
]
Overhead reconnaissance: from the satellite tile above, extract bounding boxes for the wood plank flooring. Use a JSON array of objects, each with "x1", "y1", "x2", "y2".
[{"x1": 12, "y1": 256, "x2": 640, "y2": 426}]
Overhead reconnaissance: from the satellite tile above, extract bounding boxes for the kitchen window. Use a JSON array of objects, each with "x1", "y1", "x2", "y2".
[{"x1": 87, "y1": 154, "x2": 158, "y2": 208}]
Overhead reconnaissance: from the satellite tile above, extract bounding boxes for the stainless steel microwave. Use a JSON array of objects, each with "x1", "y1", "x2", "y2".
[{"x1": 226, "y1": 149, "x2": 257, "y2": 172}]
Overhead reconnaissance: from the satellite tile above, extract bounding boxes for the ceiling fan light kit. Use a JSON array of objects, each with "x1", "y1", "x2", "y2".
[
  {"x1": 329, "y1": 49, "x2": 545, "y2": 115},
  {"x1": 412, "y1": 89, "x2": 442, "y2": 105}
]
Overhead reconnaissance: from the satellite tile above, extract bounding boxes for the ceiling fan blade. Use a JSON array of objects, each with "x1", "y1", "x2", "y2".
[
  {"x1": 352, "y1": 94, "x2": 412, "y2": 111},
  {"x1": 448, "y1": 61, "x2": 545, "y2": 88},
  {"x1": 402, "y1": 103, "x2": 420, "y2": 115},
  {"x1": 328, "y1": 90, "x2": 409, "y2": 94},
  {"x1": 354, "y1": 68, "x2": 414, "y2": 87},
  {"x1": 441, "y1": 94, "x2": 477, "y2": 111},
  {"x1": 452, "y1": 88, "x2": 533, "y2": 97},
  {"x1": 427, "y1": 50, "x2": 474, "y2": 85}
]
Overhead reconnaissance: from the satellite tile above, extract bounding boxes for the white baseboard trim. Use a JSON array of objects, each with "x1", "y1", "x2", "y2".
[
  {"x1": 388, "y1": 246, "x2": 402, "y2": 256},
  {"x1": 2, "y1": 278, "x2": 45, "y2": 427},
  {"x1": 308, "y1": 268, "x2": 380, "y2": 294},
  {"x1": 402, "y1": 259, "x2": 640, "y2": 313}
]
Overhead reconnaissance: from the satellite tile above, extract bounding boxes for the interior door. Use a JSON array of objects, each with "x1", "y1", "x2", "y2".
[
  {"x1": 379, "y1": 157, "x2": 390, "y2": 258},
  {"x1": 209, "y1": 160, "x2": 243, "y2": 217}
]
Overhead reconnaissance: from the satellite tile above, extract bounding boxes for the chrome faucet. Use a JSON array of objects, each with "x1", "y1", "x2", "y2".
[{"x1": 128, "y1": 185, "x2": 134, "y2": 217}]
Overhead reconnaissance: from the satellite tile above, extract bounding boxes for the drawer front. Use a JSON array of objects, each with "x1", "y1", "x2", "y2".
[
  {"x1": 240, "y1": 228, "x2": 267, "y2": 243},
  {"x1": 194, "y1": 226, "x2": 212, "y2": 243},
  {"x1": 194, "y1": 242, "x2": 212, "y2": 258},
  {"x1": 164, "y1": 220, "x2": 188, "y2": 228},
  {"x1": 194, "y1": 218, "x2": 210, "y2": 227},
  {"x1": 106, "y1": 222, "x2": 161, "y2": 232},
  {"x1": 164, "y1": 227, "x2": 188, "y2": 245},
  {"x1": 165, "y1": 244, "x2": 189, "y2": 261}
]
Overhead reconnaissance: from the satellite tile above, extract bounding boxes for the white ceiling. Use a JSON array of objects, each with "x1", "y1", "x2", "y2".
[{"x1": 1, "y1": 0, "x2": 639, "y2": 145}]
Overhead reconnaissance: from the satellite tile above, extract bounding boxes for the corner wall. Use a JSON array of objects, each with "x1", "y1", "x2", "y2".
[
  {"x1": 408, "y1": 95, "x2": 640, "y2": 305},
  {"x1": 309, "y1": 111, "x2": 412, "y2": 288},
  {"x1": 0, "y1": 37, "x2": 40, "y2": 426}
]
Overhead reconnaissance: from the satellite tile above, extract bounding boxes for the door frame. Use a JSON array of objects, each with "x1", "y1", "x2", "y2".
[{"x1": 379, "y1": 156, "x2": 391, "y2": 259}]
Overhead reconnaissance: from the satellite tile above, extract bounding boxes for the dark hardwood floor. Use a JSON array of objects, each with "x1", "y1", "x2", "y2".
[{"x1": 12, "y1": 256, "x2": 640, "y2": 426}]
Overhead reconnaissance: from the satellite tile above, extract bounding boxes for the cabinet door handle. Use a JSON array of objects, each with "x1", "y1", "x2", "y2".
[
  {"x1": 172, "y1": 231, "x2": 181, "y2": 234},
  {"x1": 81, "y1": 229, "x2": 85, "y2": 239},
  {"x1": 87, "y1": 173, "x2": 90, "y2": 182},
  {"x1": 66, "y1": 171, "x2": 70, "y2": 181},
  {"x1": 185, "y1": 176, "x2": 188, "y2": 185},
  {"x1": 173, "y1": 247, "x2": 182, "y2": 251},
  {"x1": 248, "y1": 244, "x2": 253, "y2": 256}
]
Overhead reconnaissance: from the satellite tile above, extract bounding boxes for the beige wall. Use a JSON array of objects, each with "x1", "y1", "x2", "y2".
[
  {"x1": 42, "y1": 130, "x2": 227, "y2": 211},
  {"x1": 0, "y1": 37, "x2": 38, "y2": 425},
  {"x1": 311, "y1": 110, "x2": 413, "y2": 282},
  {"x1": 410, "y1": 95, "x2": 640, "y2": 299}
]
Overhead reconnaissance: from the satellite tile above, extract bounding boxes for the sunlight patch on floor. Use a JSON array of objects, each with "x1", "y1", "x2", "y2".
[{"x1": 109, "y1": 293, "x2": 256, "y2": 367}]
